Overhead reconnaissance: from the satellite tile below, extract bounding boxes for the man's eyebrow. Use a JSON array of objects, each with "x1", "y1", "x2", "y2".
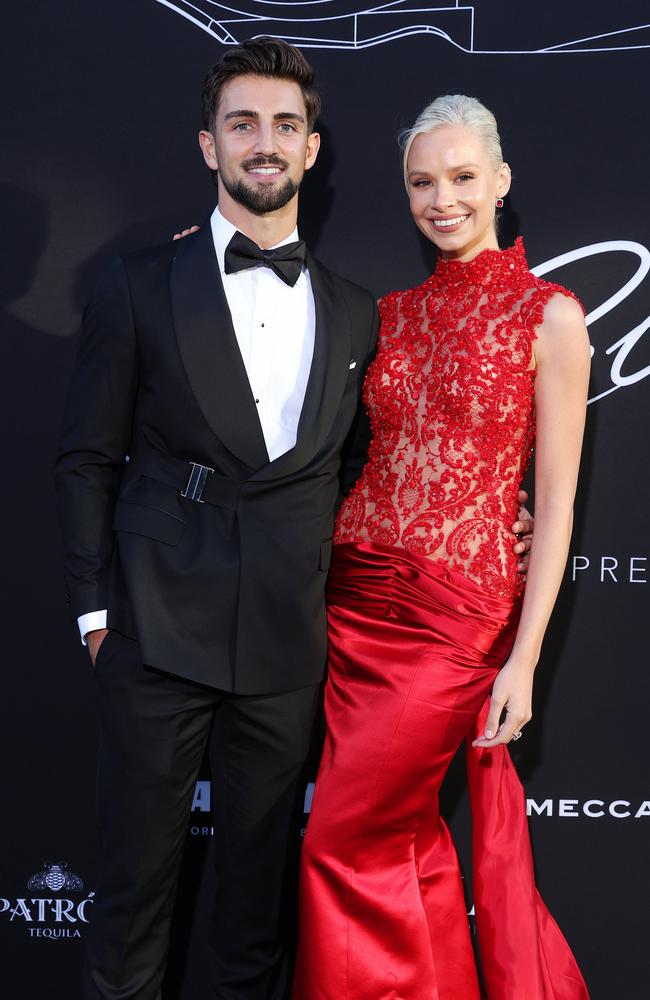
[
  {"x1": 223, "y1": 110, "x2": 305, "y2": 123},
  {"x1": 224, "y1": 109, "x2": 259, "y2": 121},
  {"x1": 273, "y1": 112, "x2": 305, "y2": 123}
]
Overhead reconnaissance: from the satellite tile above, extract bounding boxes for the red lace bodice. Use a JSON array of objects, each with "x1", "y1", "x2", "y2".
[{"x1": 335, "y1": 238, "x2": 581, "y2": 597}]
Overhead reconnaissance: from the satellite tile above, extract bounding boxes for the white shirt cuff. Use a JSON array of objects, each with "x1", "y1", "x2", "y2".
[{"x1": 78, "y1": 610, "x2": 107, "y2": 645}]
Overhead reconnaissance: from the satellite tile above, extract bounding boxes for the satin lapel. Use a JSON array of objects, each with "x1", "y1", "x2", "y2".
[
  {"x1": 253, "y1": 252, "x2": 350, "y2": 481},
  {"x1": 170, "y1": 224, "x2": 269, "y2": 471}
]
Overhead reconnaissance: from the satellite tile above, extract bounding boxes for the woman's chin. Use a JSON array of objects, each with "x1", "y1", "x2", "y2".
[
  {"x1": 432, "y1": 233, "x2": 473, "y2": 258},
  {"x1": 423, "y1": 222, "x2": 474, "y2": 257}
]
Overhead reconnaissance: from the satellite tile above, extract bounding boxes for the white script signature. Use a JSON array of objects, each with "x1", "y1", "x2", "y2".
[{"x1": 532, "y1": 241, "x2": 650, "y2": 405}]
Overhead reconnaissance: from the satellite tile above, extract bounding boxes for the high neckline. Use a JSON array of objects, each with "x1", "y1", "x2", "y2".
[{"x1": 433, "y1": 236, "x2": 528, "y2": 282}]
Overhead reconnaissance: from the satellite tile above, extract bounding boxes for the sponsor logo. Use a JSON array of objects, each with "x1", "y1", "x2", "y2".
[
  {"x1": 192, "y1": 782, "x2": 650, "y2": 833},
  {"x1": 27, "y1": 863, "x2": 84, "y2": 893},
  {"x1": 189, "y1": 780, "x2": 213, "y2": 836},
  {"x1": 191, "y1": 780, "x2": 211, "y2": 813},
  {"x1": 532, "y1": 240, "x2": 650, "y2": 407},
  {"x1": 189, "y1": 781, "x2": 214, "y2": 837},
  {"x1": 0, "y1": 863, "x2": 95, "y2": 940},
  {"x1": 571, "y1": 555, "x2": 647, "y2": 583},
  {"x1": 527, "y1": 798, "x2": 650, "y2": 819},
  {"x1": 153, "y1": 1, "x2": 646, "y2": 54},
  {"x1": 189, "y1": 780, "x2": 315, "y2": 837}
]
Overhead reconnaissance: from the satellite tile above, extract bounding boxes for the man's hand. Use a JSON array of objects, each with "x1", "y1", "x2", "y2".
[
  {"x1": 86, "y1": 628, "x2": 110, "y2": 666},
  {"x1": 172, "y1": 226, "x2": 200, "y2": 241},
  {"x1": 512, "y1": 489, "x2": 534, "y2": 575}
]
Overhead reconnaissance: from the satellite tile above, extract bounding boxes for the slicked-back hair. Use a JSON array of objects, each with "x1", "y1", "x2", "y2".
[
  {"x1": 400, "y1": 94, "x2": 504, "y2": 191},
  {"x1": 201, "y1": 37, "x2": 321, "y2": 134}
]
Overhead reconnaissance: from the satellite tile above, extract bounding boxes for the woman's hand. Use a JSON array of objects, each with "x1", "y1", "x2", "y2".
[
  {"x1": 172, "y1": 225, "x2": 200, "y2": 241},
  {"x1": 471, "y1": 657, "x2": 535, "y2": 748}
]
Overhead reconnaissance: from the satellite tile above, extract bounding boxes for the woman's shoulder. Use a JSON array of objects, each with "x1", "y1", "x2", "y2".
[
  {"x1": 522, "y1": 272, "x2": 585, "y2": 330},
  {"x1": 525, "y1": 275, "x2": 589, "y2": 368}
]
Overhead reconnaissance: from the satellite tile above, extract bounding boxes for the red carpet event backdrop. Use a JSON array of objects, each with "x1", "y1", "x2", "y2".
[{"x1": 2, "y1": 1, "x2": 648, "y2": 996}]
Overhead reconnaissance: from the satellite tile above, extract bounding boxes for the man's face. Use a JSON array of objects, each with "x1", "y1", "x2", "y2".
[{"x1": 200, "y1": 74, "x2": 320, "y2": 215}]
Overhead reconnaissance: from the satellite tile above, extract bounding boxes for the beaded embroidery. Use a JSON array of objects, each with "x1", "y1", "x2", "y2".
[{"x1": 335, "y1": 238, "x2": 581, "y2": 597}]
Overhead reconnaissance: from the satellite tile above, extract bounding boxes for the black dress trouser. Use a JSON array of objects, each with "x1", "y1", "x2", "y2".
[{"x1": 84, "y1": 630, "x2": 321, "y2": 1000}]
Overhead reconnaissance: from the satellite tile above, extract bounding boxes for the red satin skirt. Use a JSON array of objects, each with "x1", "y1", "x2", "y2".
[{"x1": 292, "y1": 542, "x2": 589, "y2": 1000}]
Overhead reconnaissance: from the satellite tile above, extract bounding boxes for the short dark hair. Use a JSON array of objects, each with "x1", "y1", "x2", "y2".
[{"x1": 201, "y1": 37, "x2": 321, "y2": 134}]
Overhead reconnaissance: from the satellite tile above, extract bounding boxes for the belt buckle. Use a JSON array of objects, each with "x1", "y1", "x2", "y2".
[{"x1": 180, "y1": 462, "x2": 214, "y2": 503}]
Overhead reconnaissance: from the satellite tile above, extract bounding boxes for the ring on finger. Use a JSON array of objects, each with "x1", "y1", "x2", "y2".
[{"x1": 511, "y1": 730, "x2": 523, "y2": 741}]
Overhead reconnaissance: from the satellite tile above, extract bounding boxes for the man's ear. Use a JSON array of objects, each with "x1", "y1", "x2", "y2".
[
  {"x1": 199, "y1": 130, "x2": 219, "y2": 172},
  {"x1": 304, "y1": 131, "x2": 321, "y2": 172}
]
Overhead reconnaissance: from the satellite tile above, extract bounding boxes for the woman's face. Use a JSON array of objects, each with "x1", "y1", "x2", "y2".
[{"x1": 406, "y1": 125, "x2": 511, "y2": 261}]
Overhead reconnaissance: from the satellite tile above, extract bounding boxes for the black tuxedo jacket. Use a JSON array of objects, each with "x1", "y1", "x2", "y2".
[{"x1": 55, "y1": 224, "x2": 378, "y2": 693}]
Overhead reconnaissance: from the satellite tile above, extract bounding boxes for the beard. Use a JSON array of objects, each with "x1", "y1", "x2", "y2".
[{"x1": 219, "y1": 156, "x2": 300, "y2": 215}]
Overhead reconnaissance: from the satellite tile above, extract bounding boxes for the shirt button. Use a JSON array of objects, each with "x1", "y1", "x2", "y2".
[
  {"x1": 260, "y1": 322, "x2": 265, "y2": 328},
  {"x1": 255, "y1": 398, "x2": 260, "y2": 404}
]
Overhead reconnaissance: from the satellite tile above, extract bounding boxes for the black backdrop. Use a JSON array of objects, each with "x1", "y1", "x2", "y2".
[{"x1": 2, "y1": 2, "x2": 649, "y2": 997}]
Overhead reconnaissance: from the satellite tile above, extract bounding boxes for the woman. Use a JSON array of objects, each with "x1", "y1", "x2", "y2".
[{"x1": 292, "y1": 96, "x2": 591, "y2": 999}]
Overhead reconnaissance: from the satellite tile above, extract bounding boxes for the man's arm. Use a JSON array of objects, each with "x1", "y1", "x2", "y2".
[
  {"x1": 338, "y1": 297, "x2": 379, "y2": 501},
  {"x1": 54, "y1": 258, "x2": 138, "y2": 646},
  {"x1": 78, "y1": 611, "x2": 107, "y2": 645}
]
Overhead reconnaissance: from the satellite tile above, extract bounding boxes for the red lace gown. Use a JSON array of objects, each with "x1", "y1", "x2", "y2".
[{"x1": 292, "y1": 240, "x2": 590, "y2": 999}]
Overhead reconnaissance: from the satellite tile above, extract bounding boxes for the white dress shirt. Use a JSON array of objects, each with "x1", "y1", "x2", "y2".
[{"x1": 78, "y1": 206, "x2": 315, "y2": 643}]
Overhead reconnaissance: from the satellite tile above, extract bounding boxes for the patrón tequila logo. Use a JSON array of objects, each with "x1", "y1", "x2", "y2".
[
  {"x1": 28, "y1": 862, "x2": 84, "y2": 894},
  {"x1": 0, "y1": 862, "x2": 95, "y2": 939}
]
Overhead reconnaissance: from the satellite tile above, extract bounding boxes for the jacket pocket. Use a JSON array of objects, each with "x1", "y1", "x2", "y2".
[
  {"x1": 113, "y1": 500, "x2": 186, "y2": 546},
  {"x1": 319, "y1": 538, "x2": 333, "y2": 572}
]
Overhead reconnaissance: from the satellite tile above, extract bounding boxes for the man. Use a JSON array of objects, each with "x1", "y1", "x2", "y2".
[{"x1": 55, "y1": 36, "x2": 532, "y2": 1000}]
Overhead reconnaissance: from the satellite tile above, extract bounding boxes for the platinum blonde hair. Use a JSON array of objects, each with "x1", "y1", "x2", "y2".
[{"x1": 400, "y1": 94, "x2": 503, "y2": 190}]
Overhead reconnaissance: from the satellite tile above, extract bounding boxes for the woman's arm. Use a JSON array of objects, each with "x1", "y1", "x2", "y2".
[{"x1": 473, "y1": 292, "x2": 591, "y2": 748}]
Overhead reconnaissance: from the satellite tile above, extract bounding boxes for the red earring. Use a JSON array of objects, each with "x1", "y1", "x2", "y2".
[{"x1": 496, "y1": 197, "x2": 504, "y2": 209}]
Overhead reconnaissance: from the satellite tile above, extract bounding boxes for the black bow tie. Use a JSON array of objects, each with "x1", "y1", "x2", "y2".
[{"x1": 224, "y1": 230, "x2": 306, "y2": 287}]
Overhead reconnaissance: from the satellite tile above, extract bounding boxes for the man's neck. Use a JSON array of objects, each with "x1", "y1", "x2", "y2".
[{"x1": 218, "y1": 193, "x2": 299, "y2": 249}]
